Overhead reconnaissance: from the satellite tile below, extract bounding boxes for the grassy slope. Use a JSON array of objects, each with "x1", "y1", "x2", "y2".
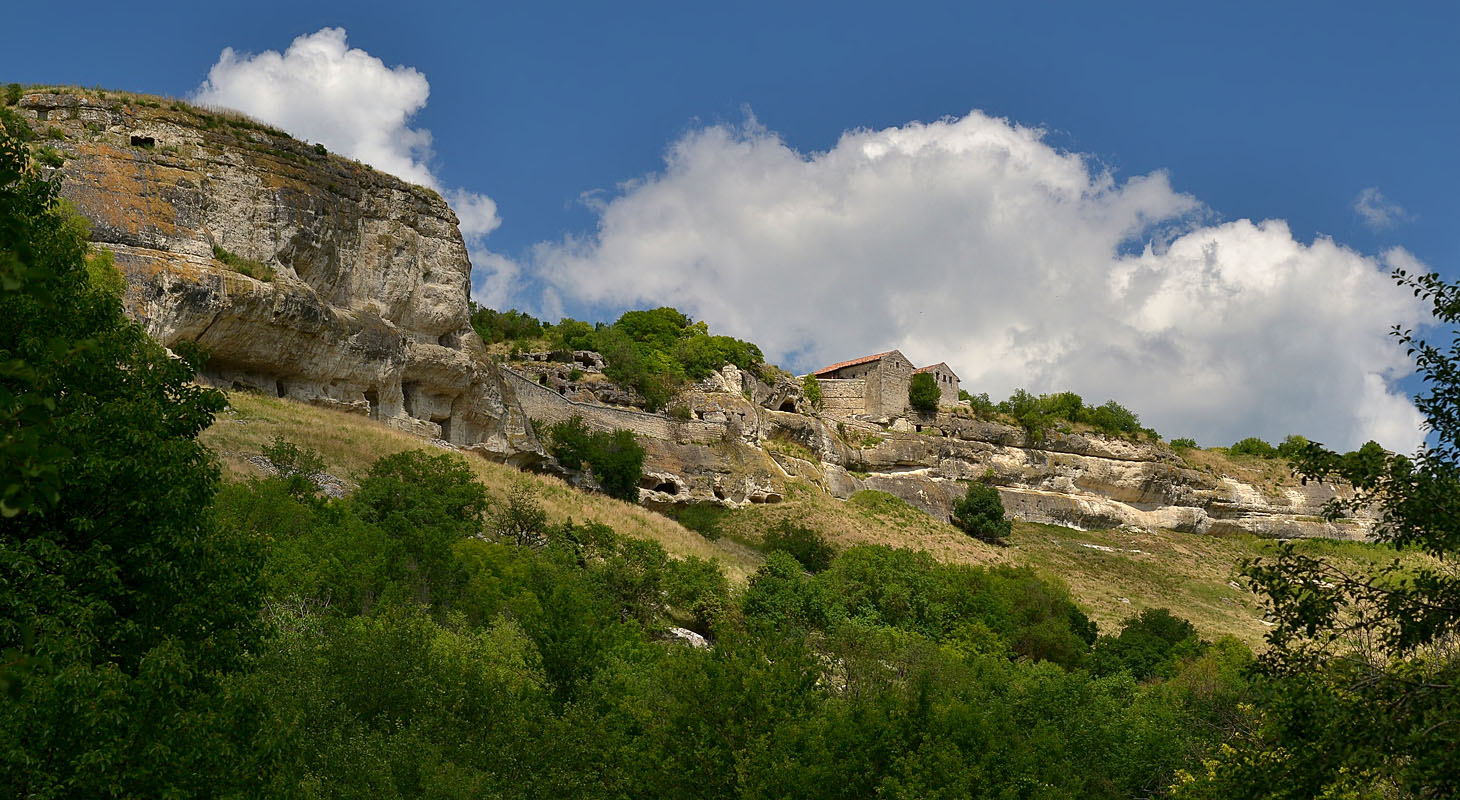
[
  {"x1": 202, "y1": 392, "x2": 763, "y2": 583},
  {"x1": 203, "y1": 392, "x2": 1405, "y2": 649}
]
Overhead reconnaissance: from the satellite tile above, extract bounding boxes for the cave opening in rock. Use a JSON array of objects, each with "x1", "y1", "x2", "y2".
[
  {"x1": 364, "y1": 388, "x2": 379, "y2": 419},
  {"x1": 653, "y1": 481, "x2": 678, "y2": 495},
  {"x1": 130, "y1": 135, "x2": 155, "y2": 148},
  {"x1": 779, "y1": 400, "x2": 796, "y2": 412},
  {"x1": 275, "y1": 380, "x2": 287, "y2": 398},
  {"x1": 401, "y1": 382, "x2": 420, "y2": 418},
  {"x1": 437, "y1": 331, "x2": 459, "y2": 348},
  {"x1": 436, "y1": 416, "x2": 452, "y2": 442}
]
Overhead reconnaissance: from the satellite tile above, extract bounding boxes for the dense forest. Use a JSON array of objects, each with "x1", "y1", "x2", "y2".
[{"x1": 3, "y1": 120, "x2": 1458, "y2": 797}]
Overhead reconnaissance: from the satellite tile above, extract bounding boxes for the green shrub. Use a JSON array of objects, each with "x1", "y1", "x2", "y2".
[
  {"x1": 1170, "y1": 437, "x2": 1198, "y2": 450},
  {"x1": 1275, "y1": 434, "x2": 1309, "y2": 460},
  {"x1": 0, "y1": 105, "x2": 34, "y2": 142},
  {"x1": 665, "y1": 503, "x2": 728, "y2": 540},
  {"x1": 996, "y1": 388, "x2": 1157, "y2": 440},
  {"x1": 951, "y1": 482, "x2": 1011, "y2": 544},
  {"x1": 668, "y1": 403, "x2": 692, "y2": 421},
  {"x1": 761, "y1": 520, "x2": 834, "y2": 573},
  {"x1": 550, "y1": 307, "x2": 764, "y2": 411},
  {"x1": 84, "y1": 247, "x2": 124, "y2": 297},
  {"x1": 33, "y1": 145, "x2": 63, "y2": 167},
  {"x1": 960, "y1": 390, "x2": 998, "y2": 418},
  {"x1": 1089, "y1": 608, "x2": 1204, "y2": 681},
  {"x1": 469, "y1": 304, "x2": 544, "y2": 344},
  {"x1": 211, "y1": 244, "x2": 274, "y2": 281},
  {"x1": 262, "y1": 435, "x2": 326, "y2": 498},
  {"x1": 491, "y1": 479, "x2": 549, "y2": 547},
  {"x1": 801, "y1": 373, "x2": 822, "y2": 410},
  {"x1": 544, "y1": 416, "x2": 645, "y2": 503},
  {"x1": 3, "y1": 82, "x2": 20, "y2": 105},
  {"x1": 665, "y1": 555, "x2": 729, "y2": 630},
  {"x1": 909, "y1": 371, "x2": 940, "y2": 412},
  {"x1": 1229, "y1": 437, "x2": 1278, "y2": 458},
  {"x1": 43, "y1": 126, "x2": 64, "y2": 140},
  {"x1": 312, "y1": 142, "x2": 327, "y2": 156}
]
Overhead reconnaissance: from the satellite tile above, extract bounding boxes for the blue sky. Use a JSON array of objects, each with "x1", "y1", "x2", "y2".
[{"x1": 4, "y1": 2, "x2": 1455, "y2": 450}]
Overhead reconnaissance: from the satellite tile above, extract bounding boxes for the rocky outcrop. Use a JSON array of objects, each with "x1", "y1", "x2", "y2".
[
  {"x1": 14, "y1": 88, "x2": 1372, "y2": 538},
  {"x1": 645, "y1": 375, "x2": 1376, "y2": 539},
  {"x1": 18, "y1": 90, "x2": 539, "y2": 463}
]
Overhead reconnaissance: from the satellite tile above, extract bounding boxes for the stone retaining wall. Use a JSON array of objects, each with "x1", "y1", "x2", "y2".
[
  {"x1": 819, "y1": 378, "x2": 867, "y2": 416},
  {"x1": 504, "y1": 368, "x2": 727, "y2": 444}
]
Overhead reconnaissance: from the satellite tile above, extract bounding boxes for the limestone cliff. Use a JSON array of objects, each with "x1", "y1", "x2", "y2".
[
  {"x1": 533, "y1": 364, "x2": 1374, "y2": 540},
  {"x1": 16, "y1": 90, "x2": 538, "y2": 463},
  {"x1": 12, "y1": 88, "x2": 1370, "y2": 539}
]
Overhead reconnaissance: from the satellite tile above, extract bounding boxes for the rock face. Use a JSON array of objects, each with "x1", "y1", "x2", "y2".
[
  {"x1": 12, "y1": 88, "x2": 1373, "y2": 539},
  {"x1": 511, "y1": 359, "x2": 1376, "y2": 539},
  {"x1": 18, "y1": 90, "x2": 539, "y2": 463}
]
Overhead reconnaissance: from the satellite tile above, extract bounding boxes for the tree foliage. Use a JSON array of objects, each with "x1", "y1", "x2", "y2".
[
  {"x1": 951, "y1": 481, "x2": 1011, "y2": 544},
  {"x1": 761, "y1": 520, "x2": 835, "y2": 573},
  {"x1": 996, "y1": 388, "x2": 1156, "y2": 440},
  {"x1": 801, "y1": 373, "x2": 822, "y2": 410},
  {"x1": 543, "y1": 415, "x2": 646, "y2": 502},
  {"x1": 469, "y1": 303, "x2": 545, "y2": 344},
  {"x1": 553, "y1": 306, "x2": 764, "y2": 410},
  {"x1": 1179, "y1": 269, "x2": 1460, "y2": 798},
  {"x1": 908, "y1": 371, "x2": 940, "y2": 412},
  {"x1": 0, "y1": 125, "x2": 266, "y2": 796}
]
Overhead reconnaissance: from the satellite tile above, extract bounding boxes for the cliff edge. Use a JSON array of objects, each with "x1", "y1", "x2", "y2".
[{"x1": 15, "y1": 89, "x2": 538, "y2": 463}]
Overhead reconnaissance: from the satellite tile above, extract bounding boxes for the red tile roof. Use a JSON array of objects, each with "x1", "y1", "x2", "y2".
[
  {"x1": 813, "y1": 350, "x2": 896, "y2": 377},
  {"x1": 915, "y1": 362, "x2": 959, "y2": 380}
]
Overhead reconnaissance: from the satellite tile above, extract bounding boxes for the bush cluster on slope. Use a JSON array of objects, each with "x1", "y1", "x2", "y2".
[
  {"x1": 542, "y1": 415, "x2": 646, "y2": 503},
  {"x1": 555, "y1": 307, "x2": 765, "y2": 410}
]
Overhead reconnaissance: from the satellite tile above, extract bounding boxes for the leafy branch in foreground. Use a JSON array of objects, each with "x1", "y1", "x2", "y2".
[{"x1": 1179, "y1": 268, "x2": 1460, "y2": 798}]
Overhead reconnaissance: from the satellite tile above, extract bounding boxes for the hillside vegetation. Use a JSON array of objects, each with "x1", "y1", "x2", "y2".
[
  {"x1": 9, "y1": 104, "x2": 1455, "y2": 797},
  {"x1": 202, "y1": 391, "x2": 1409, "y2": 649}
]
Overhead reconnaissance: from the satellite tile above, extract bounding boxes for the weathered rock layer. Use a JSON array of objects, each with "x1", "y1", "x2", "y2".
[
  {"x1": 14, "y1": 89, "x2": 1370, "y2": 537},
  {"x1": 18, "y1": 90, "x2": 538, "y2": 462}
]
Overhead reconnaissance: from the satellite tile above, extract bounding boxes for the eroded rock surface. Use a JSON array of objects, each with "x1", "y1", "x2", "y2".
[{"x1": 20, "y1": 91, "x2": 539, "y2": 463}]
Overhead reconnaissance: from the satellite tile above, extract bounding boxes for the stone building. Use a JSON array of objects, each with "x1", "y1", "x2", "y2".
[{"x1": 812, "y1": 350, "x2": 960, "y2": 418}]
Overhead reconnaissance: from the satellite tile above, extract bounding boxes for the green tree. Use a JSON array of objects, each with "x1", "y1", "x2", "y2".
[
  {"x1": 261, "y1": 434, "x2": 325, "y2": 499},
  {"x1": 1228, "y1": 436, "x2": 1277, "y2": 458},
  {"x1": 0, "y1": 126, "x2": 267, "y2": 795},
  {"x1": 353, "y1": 450, "x2": 489, "y2": 607},
  {"x1": 761, "y1": 520, "x2": 835, "y2": 573},
  {"x1": 544, "y1": 416, "x2": 645, "y2": 503},
  {"x1": 951, "y1": 482, "x2": 1011, "y2": 544},
  {"x1": 1090, "y1": 608, "x2": 1204, "y2": 681},
  {"x1": 1178, "y1": 270, "x2": 1460, "y2": 798},
  {"x1": 801, "y1": 373, "x2": 822, "y2": 410},
  {"x1": 908, "y1": 371, "x2": 940, "y2": 412}
]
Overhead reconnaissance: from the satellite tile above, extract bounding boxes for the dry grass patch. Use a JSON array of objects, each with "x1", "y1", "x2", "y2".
[
  {"x1": 201, "y1": 391, "x2": 760, "y2": 582},
  {"x1": 713, "y1": 483, "x2": 1006, "y2": 567},
  {"x1": 1177, "y1": 447, "x2": 1300, "y2": 494}
]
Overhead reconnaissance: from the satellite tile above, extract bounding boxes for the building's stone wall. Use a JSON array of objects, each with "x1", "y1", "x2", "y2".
[
  {"x1": 868, "y1": 350, "x2": 915, "y2": 417},
  {"x1": 818, "y1": 378, "x2": 867, "y2": 416},
  {"x1": 504, "y1": 368, "x2": 726, "y2": 444}
]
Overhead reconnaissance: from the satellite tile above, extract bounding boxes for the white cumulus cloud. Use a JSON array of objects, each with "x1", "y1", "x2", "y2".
[
  {"x1": 194, "y1": 28, "x2": 502, "y2": 257},
  {"x1": 528, "y1": 112, "x2": 1428, "y2": 452},
  {"x1": 1353, "y1": 186, "x2": 1409, "y2": 231}
]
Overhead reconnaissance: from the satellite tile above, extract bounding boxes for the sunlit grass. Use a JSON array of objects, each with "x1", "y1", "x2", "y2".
[{"x1": 201, "y1": 391, "x2": 1411, "y2": 648}]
